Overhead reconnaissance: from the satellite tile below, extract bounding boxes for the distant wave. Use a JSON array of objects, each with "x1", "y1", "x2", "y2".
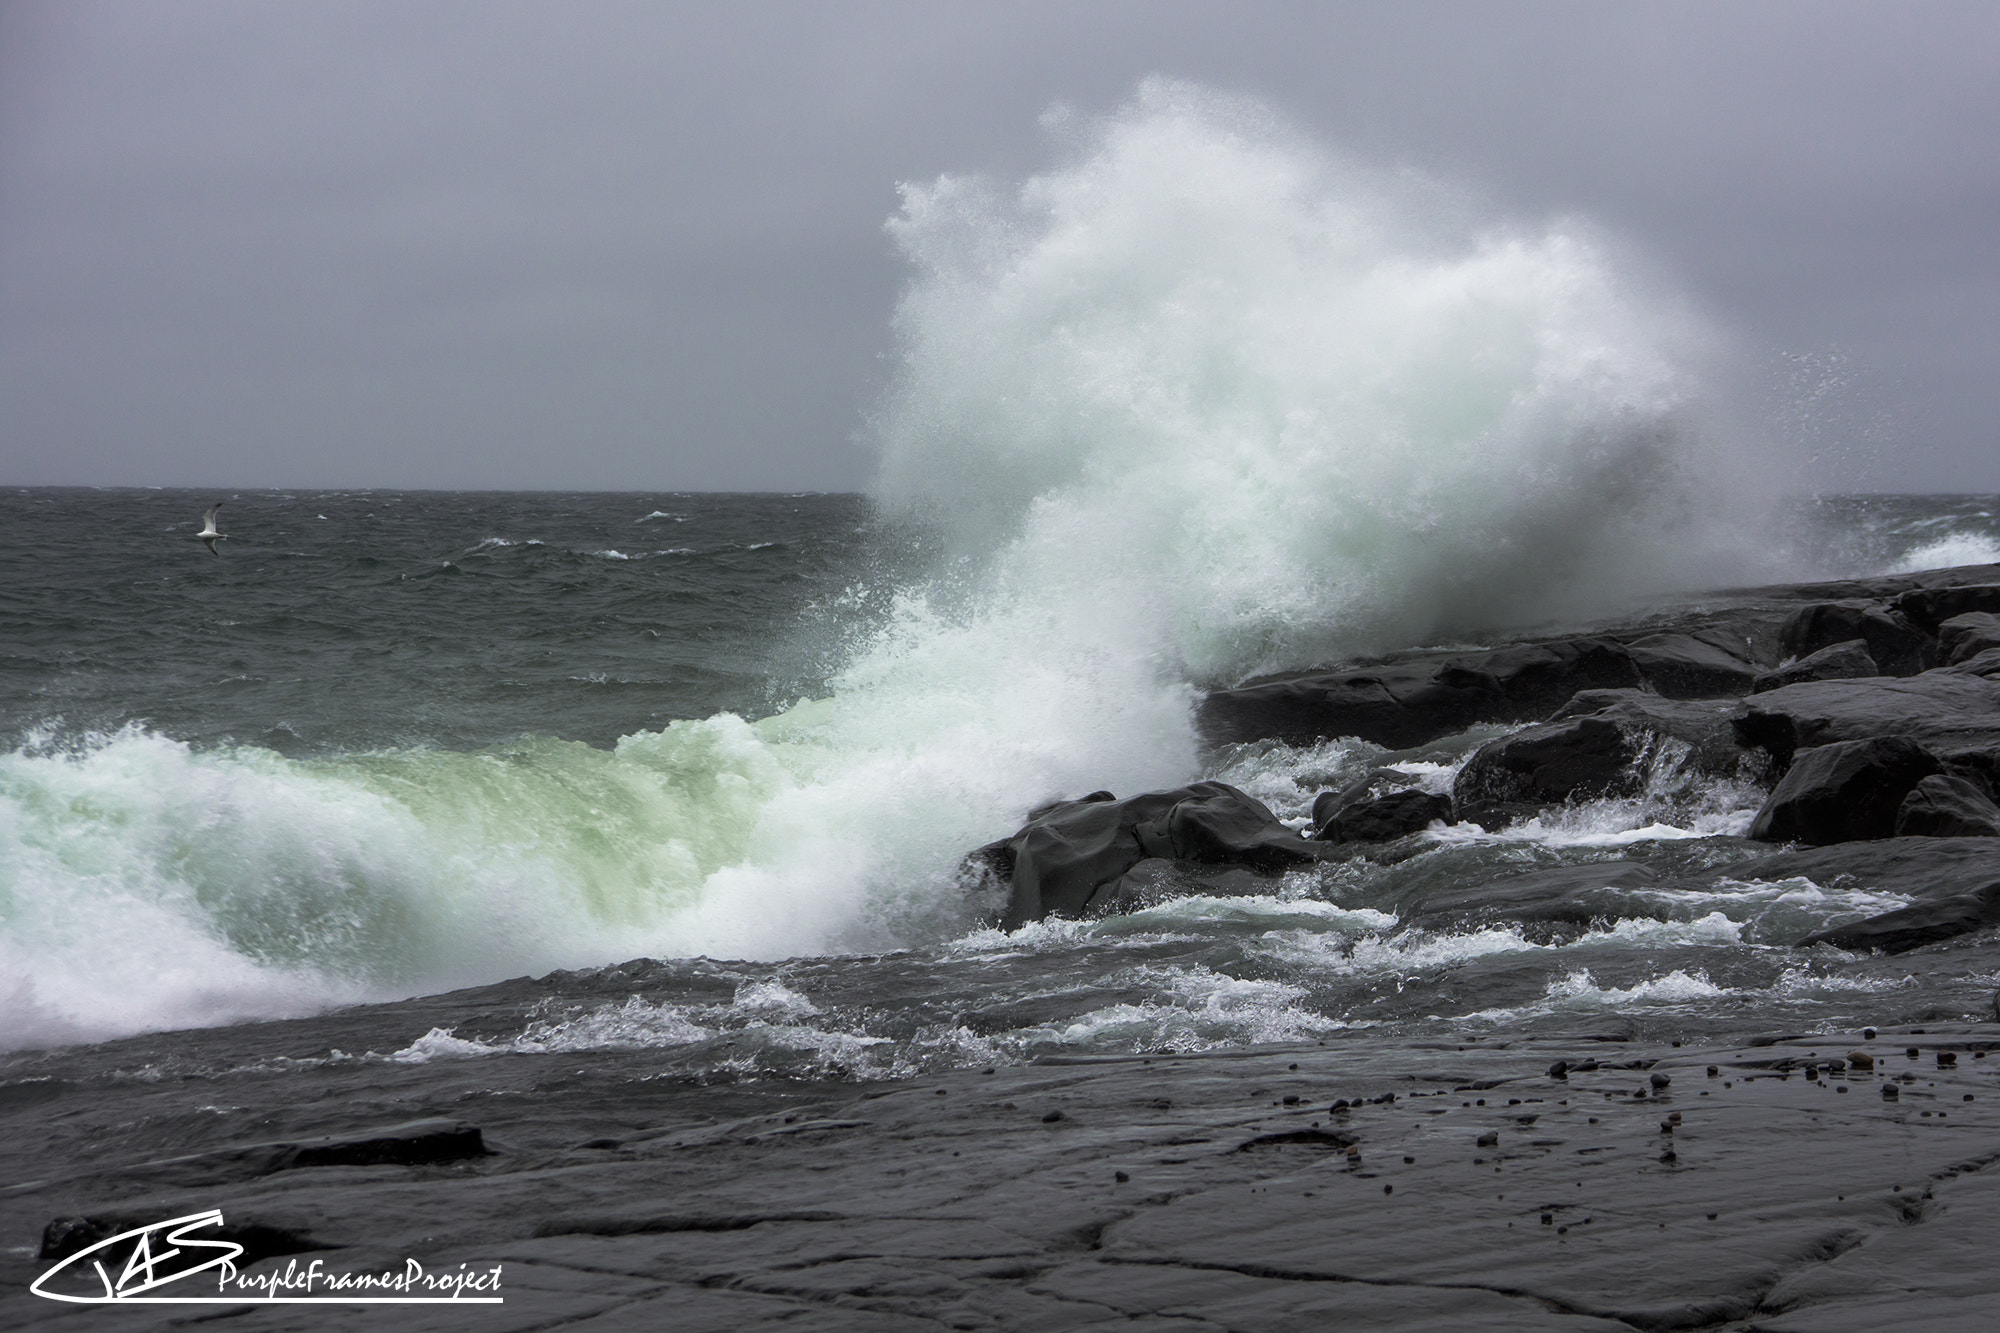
[{"x1": 1888, "y1": 533, "x2": 2000, "y2": 573}]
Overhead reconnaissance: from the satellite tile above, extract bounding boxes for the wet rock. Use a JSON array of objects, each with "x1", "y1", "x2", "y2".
[
  {"x1": 104, "y1": 1117, "x2": 491, "y2": 1186},
  {"x1": 1891, "y1": 583, "x2": 2000, "y2": 630},
  {"x1": 1131, "y1": 785, "x2": 1326, "y2": 871},
  {"x1": 1091, "y1": 857, "x2": 1278, "y2": 912},
  {"x1": 1316, "y1": 787, "x2": 1453, "y2": 844},
  {"x1": 1939, "y1": 612, "x2": 2000, "y2": 666},
  {"x1": 1310, "y1": 774, "x2": 1413, "y2": 828},
  {"x1": 1717, "y1": 836, "x2": 2000, "y2": 898},
  {"x1": 1409, "y1": 861, "x2": 1664, "y2": 929},
  {"x1": 1751, "y1": 639, "x2": 1879, "y2": 693},
  {"x1": 1734, "y1": 670, "x2": 2000, "y2": 767},
  {"x1": 1750, "y1": 736, "x2": 1942, "y2": 845},
  {"x1": 1196, "y1": 637, "x2": 1641, "y2": 749},
  {"x1": 1453, "y1": 715, "x2": 1637, "y2": 815},
  {"x1": 1454, "y1": 690, "x2": 1754, "y2": 827},
  {"x1": 1624, "y1": 629, "x2": 1763, "y2": 698},
  {"x1": 39, "y1": 1213, "x2": 324, "y2": 1265},
  {"x1": 969, "y1": 782, "x2": 1325, "y2": 928},
  {"x1": 1798, "y1": 881, "x2": 2000, "y2": 953},
  {"x1": 1895, "y1": 774, "x2": 2000, "y2": 838},
  {"x1": 1778, "y1": 600, "x2": 1933, "y2": 676},
  {"x1": 1951, "y1": 646, "x2": 2000, "y2": 679},
  {"x1": 1549, "y1": 689, "x2": 1755, "y2": 773}
]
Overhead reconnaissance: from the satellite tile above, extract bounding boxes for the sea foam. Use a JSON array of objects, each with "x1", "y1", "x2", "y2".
[{"x1": 0, "y1": 82, "x2": 1781, "y2": 1049}]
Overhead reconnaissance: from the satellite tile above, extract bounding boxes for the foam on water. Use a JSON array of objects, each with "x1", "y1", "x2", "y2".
[
  {"x1": 2, "y1": 82, "x2": 1782, "y2": 1049},
  {"x1": 1888, "y1": 533, "x2": 2000, "y2": 572}
]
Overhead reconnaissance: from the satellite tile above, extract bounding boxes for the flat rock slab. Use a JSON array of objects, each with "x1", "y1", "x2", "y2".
[
  {"x1": 11, "y1": 1030, "x2": 2000, "y2": 1331},
  {"x1": 1716, "y1": 837, "x2": 2000, "y2": 899}
]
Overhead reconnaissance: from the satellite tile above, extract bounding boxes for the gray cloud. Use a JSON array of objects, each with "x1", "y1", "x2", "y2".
[{"x1": 3, "y1": 0, "x2": 1996, "y2": 490}]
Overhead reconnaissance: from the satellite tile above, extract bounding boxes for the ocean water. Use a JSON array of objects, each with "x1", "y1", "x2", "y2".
[{"x1": 8, "y1": 83, "x2": 2000, "y2": 1078}]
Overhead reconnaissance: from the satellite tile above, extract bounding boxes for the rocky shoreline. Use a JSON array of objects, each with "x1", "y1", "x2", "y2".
[
  {"x1": 15, "y1": 564, "x2": 2000, "y2": 1330},
  {"x1": 11, "y1": 1011, "x2": 2000, "y2": 1331},
  {"x1": 971, "y1": 563, "x2": 2000, "y2": 952}
]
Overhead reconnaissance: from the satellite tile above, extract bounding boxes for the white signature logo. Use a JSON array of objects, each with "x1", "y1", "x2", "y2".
[{"x1": 31, "y1": 1210, "x2": 504, "y2": 1305}]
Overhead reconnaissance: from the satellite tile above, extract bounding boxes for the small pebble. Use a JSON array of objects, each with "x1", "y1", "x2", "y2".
[
  {"x1": 1706, "y1": 1065, "x2": 1719, "y2": 1077},
  {"x1": 1283, "y1": 1094, "x2": 1300, "y2": 1105},
  {"x1": 1908, "y1": 1047, "x2": 1921, "y2": 1059},
  {"x1": 1863, "y1": 1028, "x2": 1877, "y2": 1039},
  {"x1": 1541, "y1": 1213, "x2": 1553, "y2": 1224},
  {"x1": 1650, "y1": 1072, "x2": 1671, "y2": 1090},
  {"x1": 1838, "y1": 1086, "x2": 1848, "y2": 1094},
  {"x1": 1404, "y1": 1155, "x2": 1415, "y2": 1164},
  {"x1": 1043, "y1": 1109, "x2": 1065, "y2": 1122},
  {"x1": 1477, "y1": 1131, "x2": 1499, "y2": 1147},
  {"x1": 1384, "y1": 1184, "x2": 1393, "y2": 1195},
  {"x1": 1882, "y1": 1085, "x2": 1900, "y2": 1101},
  {"x1": 1938, "y1": 1052, "x2": 1959, "y2": 1068},
  {"x1": 1848, "y1": 1051, "x2": 1875, "y2": 1070},
  {"x1": 1114, "y1": 1170, "x2": 1129, "y2": 1183}
]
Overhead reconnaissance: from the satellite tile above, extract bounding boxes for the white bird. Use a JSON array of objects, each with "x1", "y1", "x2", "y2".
[{"x1": 197, "y1": 503, "x2": 227, "y2": 555}]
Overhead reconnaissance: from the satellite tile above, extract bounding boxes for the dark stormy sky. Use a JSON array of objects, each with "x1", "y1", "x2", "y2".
[{"x1": 3, "y1": 1, "x2": 1996, "y2": 492}]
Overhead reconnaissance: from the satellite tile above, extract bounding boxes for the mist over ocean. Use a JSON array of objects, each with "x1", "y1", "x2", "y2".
[{"x1": 7, "y1": 87, "x2": 2000, "y2": 1074}]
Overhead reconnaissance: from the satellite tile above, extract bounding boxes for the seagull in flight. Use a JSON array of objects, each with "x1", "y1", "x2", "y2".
[{"x1": 197, "y1": 503, "x2": 227, "y2": 555}]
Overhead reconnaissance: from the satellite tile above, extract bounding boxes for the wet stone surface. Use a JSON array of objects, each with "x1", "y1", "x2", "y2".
[{"x1": 9, "y1": 1025, "x2": 2000, "y2": 1330}]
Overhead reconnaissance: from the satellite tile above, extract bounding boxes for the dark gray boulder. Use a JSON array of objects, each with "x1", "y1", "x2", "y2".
[
  {"x1": 1733, "y1": 669, "x2": 2000, "y2": 765},
  {"x1": 1624, "y1": 628, "x2": 1762, "y2": 698},
  {"x1": 1453, "y1": 690, "x2": 1754, "y2": 828},
  {"x1": 1453, "y1": 715, "x2": 1637, "y2": 819},
  {"x1": 1798, "y1": 881, "x2": 2000, "y2": 953},
  {"x1": 1939, "y1": 611, "x2": 2000, "y2": 666},
  {"x1": 1751, "y1": 639, "x2": 1878, "y2": 694},
  {"x1": 970, "y1": 782, "x2": 1324, "y2": 928},
  {"x1": 1890, "y1": 582, "x2": 2000, "y2": 631},
  {"x1": 1748, "y1": 736, "x2": 1942, "y2": 845},
  {"x1": 1547, "y1": 689, "x2": 1752, "y2": 773},
  {"x1": 1315, "y1": 787, "x2": 1453, "y2": 843},
  {"x1": 1196, "y1": 637, "x2": 1641, "y2": 749},
  {"x1": 1895, "y1": 774, "x2": 2000, "y2": 838},
  {"x1": 1777, "y1": 600, "x2": 1933, "y2": 676},
  {"x1": 1955, "y1": 646, "x2": 2000, "y2": 678}
]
